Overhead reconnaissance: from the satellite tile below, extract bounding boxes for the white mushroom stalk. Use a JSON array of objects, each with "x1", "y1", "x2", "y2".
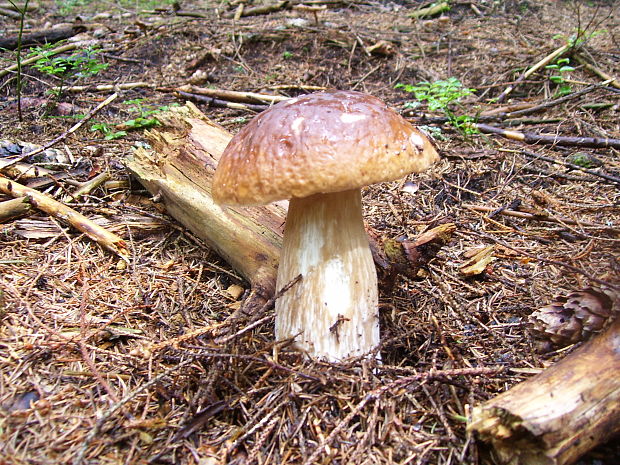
[{"x1": 275, "y1": 189, "x2": 378, "y2": 360}]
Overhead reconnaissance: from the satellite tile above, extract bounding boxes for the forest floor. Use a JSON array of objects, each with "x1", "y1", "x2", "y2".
[{"x1": 1, "y1": 1, "x2": 619, "y2": 464}]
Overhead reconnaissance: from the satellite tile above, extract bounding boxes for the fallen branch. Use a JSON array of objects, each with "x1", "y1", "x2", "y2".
[
  {"x1": 54, "y1": 81, "x2": 153, "y2": 94},
  {"x1": 0, "y1": 24, "x2": 86, "y2": 50},
  {"x1": 175, "y1": 90, "x2": 269, "y2": 112},
  {"x1": 0, "y1": 196, "x2": 32, "y2": 222},
  {"x1": 496, "y1": 44, "x2": 570, "y2": 103},
  {"x1": 222, "y1": 1, "x2": 288, "y2": 18},
  {"x1": 409, "y1": 1, "x2": 450, "y2": 19},
  {"x1": 469, "y1": 317, "x2": 620, "y2": 465},
  {"x1": 574, "y1": 53, "x2": 620, "y2": 90},
  {"x1": 474, "y1": 123, "x2": 620, "y2": 150},
  {"x1": 0, "y1": 42, "x2": 77, "y2": 78},
  {"x1": 176, "y1": 84, "x2": 289, "y2": 104},
  {"x1": 0, "y1": 176, "x2": 129, "y2": 258},
  {"x1": 464, "y1": 204, "x2": 620, "y2": 234}
]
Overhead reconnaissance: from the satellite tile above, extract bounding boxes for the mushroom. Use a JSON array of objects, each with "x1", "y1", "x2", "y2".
[{"x1": 212, "y1": 90, "x2": 439, "y2": 361}]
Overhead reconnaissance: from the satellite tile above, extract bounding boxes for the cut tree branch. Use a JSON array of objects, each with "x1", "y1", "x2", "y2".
[{"x1": 469, "y1": 317, "x2": 620, "y2": 465}]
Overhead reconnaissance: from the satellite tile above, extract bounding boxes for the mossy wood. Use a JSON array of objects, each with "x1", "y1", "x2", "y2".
[{"x1": 469, "y1": 317, "x2": 620, "y2": 465}]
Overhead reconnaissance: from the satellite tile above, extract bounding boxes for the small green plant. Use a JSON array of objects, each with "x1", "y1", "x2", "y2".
[
  {"x1": 282, "y1": 51, "x2": 294, "y2": 59},
  {"x1": 91, "y1": 123, "x2": 127, "y2": 140},
  {"x1": 545, "y1": 57, "x2": 575, "y2": 96},
  {"x1": 90, "y1": 100, "x2": 177, "y2": 140},
  {"x1": 396, "y1": 77, "x2": 478, "y2": 135},
  {"x1": 7, "y1": 0, "x2": 30, "y2": 121},
  {"x1": 28, "y1": 43, "x2": 108, "y2": 99},
  {"x1": 553, "y1": 28, "x2": 605, "y2": 48}
]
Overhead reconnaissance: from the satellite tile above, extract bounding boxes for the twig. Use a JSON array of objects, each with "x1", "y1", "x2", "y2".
[
  {"x1": 496, "y1": 44, "x2": 570, "y2": 103},
  {"x1": 0, "y1": 176, "x2": 129, "y2": 258},
  {"x1": 463, "y1": 204, "x2": 620, "y2": 234},
  {"x1": 1, "y1": 93, "x2": 119, "y2": 170},
  {"x1": 0, "y1": 42, "x2": 77, "y2": 78},
  {"x1": 574, "y1": 54, "x2": 620, "y2": 90},
  {"x1": 474, "y1": 123, "x2": 620, "y2": 150},
  {"x1": 176, "y1": 90, "x2": 268, "y2": 112},
  {"x1": 497, "y1": 80, "x2": 613, "y2": 119},
  {"x1": 53, "y1": 81, "x2": 153, "y2": 94},
  {"x1": 73, "y1": 359, "x2": 194, "y2": 465},
  {"x1": 521, "y1": 149, "x2": 620, "y2": 186},
  {"x1": 176, "y1": 84, "x2": 289, "y2": 104}
]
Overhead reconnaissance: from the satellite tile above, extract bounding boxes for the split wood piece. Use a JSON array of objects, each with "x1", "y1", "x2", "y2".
[
  {"x1": 0, "y1": 24, "x2": 86, "y2": 50},
  {"x1": 125, "y1": 102, "x2": 285, "y2": 314},
  {"x1": 474, "y1": 123, "x2": 620, "y2": 150},
  {"x1": 0, "y1": 177, "x2": 129, "y2": 258},
  {"x1": 176, "y1": 85, "x2": 289, "y2": 105},
  {"x1": 468, "y1": 317, "x2": 620, "y2": 465},
  {"x1": 0, "y1": 196, "x2": 32, "y2": 222},
  {"x1": 496, "y1": 44, "x2": 570, "y2": 103}
]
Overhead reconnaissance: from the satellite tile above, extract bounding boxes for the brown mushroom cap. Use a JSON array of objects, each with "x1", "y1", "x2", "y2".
[{"x1": 213, "y1": 90, "x2": 439, "y2": 206}]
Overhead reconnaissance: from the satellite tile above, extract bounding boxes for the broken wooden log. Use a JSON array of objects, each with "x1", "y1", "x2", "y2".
[
  {"x1": 125, "y1": 103, "x2": 285, "y2": 314},
  {"x1": 468, "y1": 317, "x2": 620, "y2": 465}
]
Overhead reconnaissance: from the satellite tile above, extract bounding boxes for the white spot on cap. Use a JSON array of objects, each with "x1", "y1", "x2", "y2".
[
  {"x1": 292, "y1": 117, "x2": 305, "y2": 134},
  {"x1": 340, "y1": 113, "x2": 367, "y2": 124},
  {"x1": 283, "y1": 97, "x2": 299, "y2": 106},
  {"x1": 409, "y1": 132, "x2": 425, "y2": 150}
]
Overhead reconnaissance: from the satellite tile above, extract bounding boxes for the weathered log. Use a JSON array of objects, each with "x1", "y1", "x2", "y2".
[
  {"x1": 468, "y1": 317, "x2": 620, "y2": 465},
  {"x1": 125, "y1": 103, "x2": 285, "y2": 313}
]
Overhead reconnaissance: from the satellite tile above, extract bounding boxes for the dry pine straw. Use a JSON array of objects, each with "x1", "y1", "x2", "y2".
[
  {"x1": 1, "y1": 1, "x2": 620, "y2": 464},
  {"x1": 1, "y1": 145, "x2": 619, "y2": 464}
]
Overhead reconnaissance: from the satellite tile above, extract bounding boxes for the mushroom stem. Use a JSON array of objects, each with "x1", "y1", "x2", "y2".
[{"x1": 275, "y1": 189, "x2": 379, "y2": 360}]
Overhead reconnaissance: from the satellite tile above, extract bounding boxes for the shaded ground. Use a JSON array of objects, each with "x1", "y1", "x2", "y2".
[{"x1": 1, "y1": 1, "x2": 619, "y2": 464}]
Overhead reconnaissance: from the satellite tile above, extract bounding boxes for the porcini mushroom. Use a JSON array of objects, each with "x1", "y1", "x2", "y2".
[{"x1": 212, "y1": 90, "x2": 439, "y2": 361}]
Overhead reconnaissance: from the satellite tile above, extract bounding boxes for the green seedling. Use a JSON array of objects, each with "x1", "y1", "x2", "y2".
[
  {"x1": 396, "y1": 77, "x2": 478, "y2": 136},
  {"x1": 91, "y1": 123, "x2": 127, "y2": 140},
  {"x1": 282, "y1": 51, "x2": 294, "y2": 59},
  {"x1": 28, "y1": 43, "x2": 108, "y2": 101},
  {"x1": 545, "y1": 57, "x2": 575, "y2": 96},
  {"x1": 90, "y1": 99, "x2": 178, "y2": 140}
]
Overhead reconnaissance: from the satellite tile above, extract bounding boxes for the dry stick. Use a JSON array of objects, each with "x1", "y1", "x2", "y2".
[
  {"x1": 54, "y1": 81, "x2": 152, "y2": 94},
  {"x1": 498, "y1": 79, "x2": 613, "y2": 119},
  {"x1": 474, "y1": 123, "x2": 620, "y2": 150},
  {"x1": 0, "y1": 196, "x2": 31, "y2": 221},
  {"x1": 464, "y1": 204, "x2": 620, "y2": 234},
  {"x1": 574, "y1": 54, "x2": 620, "y2": 90},
  {"x1": 0, "y1": 42, "x2": 77, "y2": 78},
  {"x1": 175, "y1": 84, "x2": 289, "y2": 104},
  {"x1": 73, "y1": 358, "x2": 194, "y2": 465},
  {"x1": 1, "y1": 93, "x2": 119, "y2": 170},
  {"x1": 176, "y1": 90, "x2": 268, "y2": 112},
  {"x1": 301, "y1": 367, "x2": 504, "y2": 465},
  {"x1": 520, "y1": 149, "x2": 620, "y2": 186},
  {"x1": 0, "y1": 177, "x2": 129, "y2": 258},
  {"x1": 496, "y1": 44, "x2": 570, "y2": 103}
]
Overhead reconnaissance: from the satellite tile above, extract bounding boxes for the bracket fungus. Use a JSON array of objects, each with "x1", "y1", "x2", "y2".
[{"x1": 213, "y1": 90, "x2": 439, "y2": 361}]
